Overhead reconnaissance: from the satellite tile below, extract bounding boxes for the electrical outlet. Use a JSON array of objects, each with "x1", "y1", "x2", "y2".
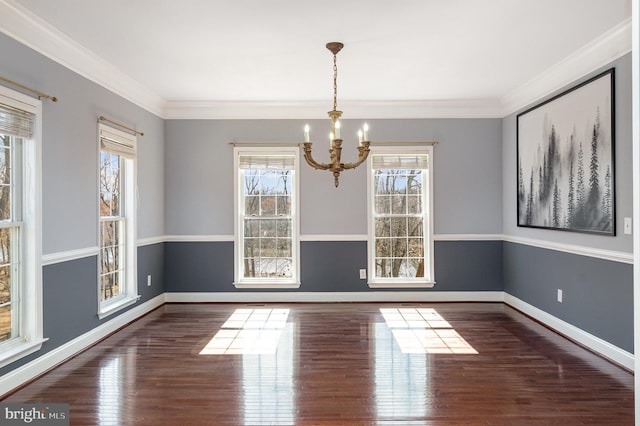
[
  {"x1": 147, "y1": 274, "x2": 152, "y2": 287},
  {"x1": 624, "y1": 217, "x2": 632, "y2": 235},
  {"x1": 557, "y1": 289, "x2": 563, "y2": 303},
  {"x1": 359, "y1": 269, "x2": 366, "y2": 279}
]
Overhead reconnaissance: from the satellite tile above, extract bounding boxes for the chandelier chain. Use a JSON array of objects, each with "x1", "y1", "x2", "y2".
[{"x1": 333, "y1": 53, "x2": 338, "y2": 112}]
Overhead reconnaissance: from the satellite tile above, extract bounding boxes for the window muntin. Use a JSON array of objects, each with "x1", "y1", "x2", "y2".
[
  {"x1": 98, "y1": 124, "x2": 138, "y2": 317},
  {"x1": 368, "y1": 147, "x2": 434, "y2": 287},
  {"x1": 234, "y1": 148, "x2": 300, "y2": 287}
]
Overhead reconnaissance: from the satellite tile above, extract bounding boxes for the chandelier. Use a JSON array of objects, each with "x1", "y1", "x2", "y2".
[{"x1": 302, "y1": 42, "x2": 370, "y2": 187}]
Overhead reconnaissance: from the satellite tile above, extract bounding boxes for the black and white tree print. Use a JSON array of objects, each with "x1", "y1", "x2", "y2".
[{"x1": 517, "y1": 71, "x2": 613, "y2": 234}]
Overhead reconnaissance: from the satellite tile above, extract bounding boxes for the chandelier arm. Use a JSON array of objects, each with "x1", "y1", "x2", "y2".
[
  {"x1": 302, "y1": 143, "x2": 333, "y2": 170},
  {"x1": 341, "y1": 142, "x2": 371, "y2": 170}
]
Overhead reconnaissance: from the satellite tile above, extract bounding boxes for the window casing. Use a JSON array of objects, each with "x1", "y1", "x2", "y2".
[
  {"x1": 367, "y1": 145, "x2": 434, "y2": 288},
  {"x1": 0, "y1": 85, "x2": 44, "y2": 367},
  {"x1": 98, "y1": 124, "x2": 139, "y2": 318},
  {"x1": 234, "y1": 147, "x2": 300, "y2": 288}
]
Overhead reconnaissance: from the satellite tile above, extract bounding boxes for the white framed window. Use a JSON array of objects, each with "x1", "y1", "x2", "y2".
[
  {"x1": 98, "y1": 123, "x2": 139, "y2": 318},
  {"x1": 234, "y1": 146, "x2": 300, "y2": 288},
  {"x1": 0, "y1": 85, "x2": 45, "y2": 368},
  {"x1": 367, "y1": 145, "x2": 434, "y2": 288}
]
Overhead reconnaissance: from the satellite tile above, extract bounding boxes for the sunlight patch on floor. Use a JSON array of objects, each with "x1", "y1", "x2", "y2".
[
  {"x1": 380, "y1": 308, "x2": 477, "y2": 354},
  {"x1": 200, "y1": 308, "x2": 290, "y2": 355}
]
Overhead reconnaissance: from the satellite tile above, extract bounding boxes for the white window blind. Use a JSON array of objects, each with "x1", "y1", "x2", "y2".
[
  {"x1": 0, "y1": 103, "x2": 34, "y2": 139},
  {"x1": 99, "y1": 124, "x2": 136, "y2": 159},
  {"x1": 239, "y1": 155, "x2": 295, "y2": 170},
  {"x1": 372, "y1": 154, "x2": 429, "y2": 170}
]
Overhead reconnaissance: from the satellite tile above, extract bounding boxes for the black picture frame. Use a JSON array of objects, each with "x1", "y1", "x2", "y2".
[{"x1": 516, "y1": 68, "x2": 615, "y2": 235}]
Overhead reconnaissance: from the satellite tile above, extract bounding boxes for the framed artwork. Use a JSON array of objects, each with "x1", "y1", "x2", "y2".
[{"x1": 517, "y1": 68, "x2": 615, "y2": 235}]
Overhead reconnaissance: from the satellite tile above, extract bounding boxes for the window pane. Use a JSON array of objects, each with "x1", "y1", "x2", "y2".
[
  {"x1": 244, "y1": 219, "x2": 258, "y2": 237},
  {"x1": 276, "y1": 258, "x2": 292, "y2": 278},
  {"x1": 0, "y1": 265, "x2": 10, "y2": 304},
  {"x1": 391, "y1": 194, "x2": 405, "y2": 215},
  {"x1": 243, "y1": 238, "x2": 258, "y2": 257},
  {"x1": 0, "y1": 144, "x2": 11, "y2": 221},
  {"x1": 261, "y1": 195, "x2": 276, "y2": 215},
  {"x1": 375, "y1": 238, "x2": 390, "y2": 258},
  {"x1": 408, "y1": 172, "x2": 422, "y2": 194},
  {"x1": 245, "y1": 195, "x2": 259, "y2": 216},
  {"x1": 260, "y1": 219, "x2": 276, "y2": 238},
  {"x1": 375, "y1": 195, "x2": 391, "y2": 215},
  {"x1": 407, "y1": 195, "x2": 422, "y2": 214},
  {"x1": 408, "y1": 238, "x2": 424, "y2": 258},
  {"x1": 277, "y1": 238, "x2": 292, "y2": 257},
  {"x1": 101, "y1": 272, "x2": 120, "y2": 302},
  {"x1": 0, "y1": 228, "x2": 11, "y2": 266},
  {"x1": 276, "y1": 219, "x2": 291, "y2": 238},
  {"x1": 260, "y1": 238, "x2": 276, "y2": 257},
  {"x1": 408, "y1": 218, "x2": 423, "y2": 237},
  {"x1": 0, "y1": 304, "x2": 11, "y2": 343},
  {"x1": 392, "y1": 174, "x2": 408, "y2": 193},
  {"x1": 100, "y1": 152, "x2": 121, "y2": 217},
  {"x1": 375, "y1": 218, "x2": 390, "y2": 237},
  {"x1": 390, "y1": 217, "x2": 407, "y2": 237},
  {"x1": 390, "y1": 238, "x2": 407, "y2": 258},
  {"x1": 276, "y1": 195, "x2": 291, "y2": 215}
]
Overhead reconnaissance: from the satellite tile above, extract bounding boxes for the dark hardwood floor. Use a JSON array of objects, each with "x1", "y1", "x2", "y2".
[{"x1": 2, "y1": 303, "x2": 634, "y2": 425}]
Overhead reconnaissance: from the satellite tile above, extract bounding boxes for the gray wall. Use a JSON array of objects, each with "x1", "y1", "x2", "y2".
[
  {"x1": 165, "y1": 118, "x2": 503, "y2": 236},
  {"x1": 501, "y1": 54, "x2": 633, "y2": 351},
  {"x1": 0, "y1": 33, "x2": 167, "y2": 374},
  {"x1": 164, "y1": 240, "x2": 503, "y2": 293}
]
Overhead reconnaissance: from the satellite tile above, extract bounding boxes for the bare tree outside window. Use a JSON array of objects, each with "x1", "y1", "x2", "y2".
[
  {"x1": 99, "y1": 151, "x2": 123, "y2": 302},
  {"x1": 0, "y1": 134, "x2": 12, "y2": 341},
  {"x1": 243, "y1": 168, "x2": 292, "y2": 279},
  {"x1": 374, "y1": 168, "x2": 425, "y2": 279}
]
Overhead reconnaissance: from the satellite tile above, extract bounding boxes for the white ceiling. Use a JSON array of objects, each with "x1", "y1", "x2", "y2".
[{"x1": 0, "y1": 0, "x2": 632, "y2": 118}]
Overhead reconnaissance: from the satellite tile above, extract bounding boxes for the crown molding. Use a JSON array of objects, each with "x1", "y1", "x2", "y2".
[
  {"x1": 163, "y1": 99, "x2": 504, "y2": 120},
  {"x1": 0, "y1": 0, "x2": 631, "y2": 120},
  {"x1": 500, "y1": 17, "x2": 632, "y2": 117},
  {"x1": 0, "y1": 0, "x2": 166, "y2": 117}
]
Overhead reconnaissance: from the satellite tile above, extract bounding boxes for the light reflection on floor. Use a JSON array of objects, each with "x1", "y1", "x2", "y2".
[
  {"x1": 200, "y1": 308, "x2": 290, "y2": 355},
  {"x1": 375, "y1": 321, "x2": 427, "y2": 420},
  {"x1": 242, "y1": 322, "x2": 295, "y2": 426},
  {"x1": 380, "y1": 308, "x2": 477, "y2": 354}
]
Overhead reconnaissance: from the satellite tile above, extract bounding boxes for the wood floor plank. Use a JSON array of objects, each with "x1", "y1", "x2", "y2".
[{"x1": 1, "y1": 303, "x2": 634, "y2": 425}]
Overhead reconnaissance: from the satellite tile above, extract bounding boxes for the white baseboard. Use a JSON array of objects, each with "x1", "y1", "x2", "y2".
[
  {"x1": 0, "y1": 294, "x2": 165, "y2": 398},
  {"x1": 504, "y1": 293, "x2": 634, "y2": 371},
  {"x1": 164, "y1": 291, "x2": 505, "y2": 303}
]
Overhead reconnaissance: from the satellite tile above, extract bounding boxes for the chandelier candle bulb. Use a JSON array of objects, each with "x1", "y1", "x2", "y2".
[
  {"x1": 363, "y1": 123, "x2": 369, "y2": 141},
  {"x1": 304, "y1": 124, "x2": 310, "y2": 142},
  {"x1": 358, "y1": 130, "x2": 363, "y2": 144},
  {"x1": 335, "y1": 120, "x2": 341, "y2": 139}
]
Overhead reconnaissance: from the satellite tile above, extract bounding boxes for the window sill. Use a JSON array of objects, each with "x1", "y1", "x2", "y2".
[
  {"x1": 98, "y1": 295, "x2": 141, "y2": 320},
  {"x1": 0, "y1": 337, "x2": 48, "y2": 369},
  {"x1": 233, "y1": 282, "x2": 301, "y2": 289},
  {"x1": 367, "y1": 281, "x2": 436, "y2": 289}
]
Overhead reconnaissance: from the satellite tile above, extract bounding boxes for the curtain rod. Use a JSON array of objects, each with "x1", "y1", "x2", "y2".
[
  {"x1": 98, "y1": 116, "x2": 144, "y2": 136},
  {"x1": 0, "y1": 76, "x2": 57, "y2": 102},
  {"x1": 369, "y1": 141, "x2": 438, "y2": 146},
  {"x1": 229, "y1": 142, "x2": 438, "y2": 147}
]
